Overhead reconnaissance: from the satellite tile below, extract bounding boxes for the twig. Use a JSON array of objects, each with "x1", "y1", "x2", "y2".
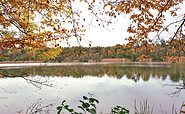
[
  {"x1": 170, "y1": 18, "x2": 185, "y2": 43},
  {"x1": 150, "y1": 0, "x2": 171, "y2": 31},
  {"x1": 25, "y1": 98, "x2": 53, "y2": 114},
  {"x1": 153, "y1": 19, "x2": 185, "y2": 40},
  {"x1": 86, "y1": 0, "x2": 111, "y2": 31},
  {"x1": 68, "y1": 0, "x2": 81, "y2": 46},
  {"x1": 135, "y1": 0, "x2": 171, "y2": 41},
  {"x1": 0, "y1": 87, "x2": 15, "y2": 93},
  {"x1": 2, "y1": 70, "x2": 53, "y2": 89}
]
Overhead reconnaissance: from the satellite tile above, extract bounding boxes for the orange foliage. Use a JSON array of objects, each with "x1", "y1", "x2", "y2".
[
  {"x1": 137, "y1": 54, "x2": 151, "y2": 60},
  {"x1": 0, "y1": 0, "x2": 85, "y2": 50},
  {"x1": 0, "y1": 0, "x2": 184, "y2": 59},
  {"x1": 99, "y1": 0, "x2": 184, "y2": 49}
]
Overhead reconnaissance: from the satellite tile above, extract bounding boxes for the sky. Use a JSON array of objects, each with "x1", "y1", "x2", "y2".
[
  {"x1": 83, "y1": 18, "x2": 130, "y2": 47},
  {"x1": 60, "y1": 1, "x2": 132, "y2": 47},
  {"x1": 59, "y1": 0, "x2": 185, "y2": 47},
  {"x1": 80, "y1": 11, "x2": 133, "y2": 47},
  {"x1": 65, "y1": 18, "x2": 131, "y2": 47}
]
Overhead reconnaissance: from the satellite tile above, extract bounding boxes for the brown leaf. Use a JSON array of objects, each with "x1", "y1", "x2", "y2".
[{"x1": 16, "y1": 109, "x2": 22, "y2": 113}]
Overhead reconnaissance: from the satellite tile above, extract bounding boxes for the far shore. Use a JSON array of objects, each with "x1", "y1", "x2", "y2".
[
  {"x1": 1, "y1": 57, "x2": 184, "y2": 64},
  {"x1": 0, "y1": 61, "x2": 44, "y2": 64},
  {"x1": 0, "y1": 61, "x2": 168, "y2": 64},
  {"x1": 0, "y1": 61, "x2": 171, "y2": 68},
  {"x1": 0, "y1": 62, "x2": 173, "y2": 70}
]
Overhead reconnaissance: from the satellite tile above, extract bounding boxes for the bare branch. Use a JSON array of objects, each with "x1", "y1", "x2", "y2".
[
  {"x1": 170, "y1": 18, "x2": 185, "y2": 43},
  {"x1": 135, "y1": 0, "x2": 171, "y2": 42},
  {"x1": 68, "y1": 0, "x2": 81, "y2": 46},
  {"x1": 86, "y1": 0, "x2": 111, "y2": 31},
  {"x1": 1, "y1": 70, "x2": 54, "y2": 89},
  {"x1": 153, "y1": 19, "x2": 185, "y2": 40},
  {"x1": 25, "y1": 98, "x2": 53, "y2": 114},
  {"x1": 22, "y1": 76, "x2": 54, "y2": 89},
  {"x1": 161, "y1": 82, "x2": 185, "y2": 97},
  {"x1": 150, "y1": 0, "x2": 171, "y2": 30},
  {"x1": 0, "y1": 86, "x2": 15, "y2": 94}
]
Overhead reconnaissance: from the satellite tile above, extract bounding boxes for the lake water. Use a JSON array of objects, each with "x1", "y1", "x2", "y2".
[{"x1": 0, "y1": 62, "x2": 184, "y2": 114}]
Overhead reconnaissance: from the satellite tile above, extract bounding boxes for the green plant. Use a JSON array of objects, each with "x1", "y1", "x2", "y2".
[
  {"x1": 57, "y1": 96, "x2": 185, "y2": 114},
  {"x1": 111, "y1": 105, "x2": 130, "y2": 114},
  {"x1": 57, "y1": 100, "x2": 75, "y2": 114},
  {"x1": 57, "y1": 95, "x2": 99, "y2": 114}
]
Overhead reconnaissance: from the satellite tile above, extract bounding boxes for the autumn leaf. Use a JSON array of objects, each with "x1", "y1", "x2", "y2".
[
  {"x1": 0, "y1": 73, "x2": 3, "y2": 77},
  {"x1": 16, "y1": 109, "x2": 22, "y2": 113}
]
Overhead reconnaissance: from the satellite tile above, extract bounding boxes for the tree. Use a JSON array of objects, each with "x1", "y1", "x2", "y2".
[
  {"x1": 0, "y1": 0, "x2": 184, "y2": 57},
  {"x1": 97, "y1": 0, "x2": 184, "y2": 60},
  {"x1": 37, "y1": 47, "x2": 62, "y2": 60},
  {"x1": 0, "y1": 0, "x2": 84, "y2": 50},
  {"x1": 103, "y1": 0, "x2": 184, "y2": 43}
]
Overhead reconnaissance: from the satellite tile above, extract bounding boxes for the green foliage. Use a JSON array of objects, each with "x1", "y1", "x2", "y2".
[
  {"x1": 57, "y1": 96, "x2": 184, "y2": 114},
  {"x1": 57, "y1": 95, "x2": 100, "y2": 114},
  {"x1": 57, "y1": 95, "x2": 130, "y2": 114},
  {"x1": 111, "y1": 105, "x2": 129, "y2": 114}
]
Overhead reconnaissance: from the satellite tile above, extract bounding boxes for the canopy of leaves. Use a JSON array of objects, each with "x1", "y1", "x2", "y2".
[
  {"x1": 0, "y1": 0, "x2": 84, "y2": 50},
  {"x1": 0, "y1": 0, "x2": 184, "y2": 56}
]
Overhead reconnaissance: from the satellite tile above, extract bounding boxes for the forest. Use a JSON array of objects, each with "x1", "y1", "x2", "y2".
[{"x1": 0, "y1": 37, "x2": 185, "y2": 63}]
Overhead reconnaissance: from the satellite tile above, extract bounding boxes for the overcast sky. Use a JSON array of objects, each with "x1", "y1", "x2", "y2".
[
  {"x1": 60, "y1": 1, "x2": 185, "y2": 47},
  {"x1": 59, "y1": 1, "x2": 132, "y2": 47},
  {"x1": 64, "y1": 17, "x2": 131, "y2": 47}
]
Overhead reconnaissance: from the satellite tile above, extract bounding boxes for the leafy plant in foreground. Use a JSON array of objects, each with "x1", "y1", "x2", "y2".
[
  {"x1": 57, "y1": 96, "x2": 185, "y2": 114},
  {"x1": 111, "y1": 105, "x2": 129, "y2": 114},
  {"x1": 57, "y1": 95, "x2": 99, "y2": 114}
]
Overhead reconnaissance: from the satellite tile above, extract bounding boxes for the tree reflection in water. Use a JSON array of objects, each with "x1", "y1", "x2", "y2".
[
  {"x1": 0, "y1": 68, "x2": 54, "y2": 89},
  {"x1": 0, "y1": 86, "x2": 15, "y2": 94},
  {"x1": 0, "y1": 86, "x2": 15, "y2": 100},
  {"x1": 162, "y1": 82, "x2": 185, "y2": 97},
  {"x1": 0, "y1": 63, "x2": 185, "y2": 113},
  {"x1": 25, "y1": 98, "x2": 53, "y2": 114},
  {"x1": 0, "y1": 63, "x2": 185, "y2": 93},
  {"x1": 22, "y1": 76, "x2": 54, "y2": 90}
]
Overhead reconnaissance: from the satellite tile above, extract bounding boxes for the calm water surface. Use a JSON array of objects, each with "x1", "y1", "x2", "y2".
[{"x1": 0, "y1": 62, "x2": 184, "y2": 114}]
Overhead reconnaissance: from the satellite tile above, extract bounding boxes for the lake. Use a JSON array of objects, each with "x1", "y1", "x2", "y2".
[{"x1": 0, "y1": 62, "x2": 184, "y2": 114}]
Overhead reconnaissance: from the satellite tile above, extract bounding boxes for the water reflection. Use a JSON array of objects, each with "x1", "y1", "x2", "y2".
[
  {"x1": 161, "y1": 82, "x2": 185, "y2": 97},
  {"x1": 0, "y1": 63, "x2": 184, "y2": 113},
  {"x1": 1, "y1": 63, "x2": 185, "y2": 83},
  {"x1": 1, "y1": 69, "x2": 54, "y2": 89},
  {"x1": 25, "y1": 98, "x2": 53, "y2": 114}
]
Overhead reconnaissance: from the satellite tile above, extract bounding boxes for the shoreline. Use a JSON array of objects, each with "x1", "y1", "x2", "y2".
[{"x1": 0, "y1": 62, "x2": 171, "y2": 69}]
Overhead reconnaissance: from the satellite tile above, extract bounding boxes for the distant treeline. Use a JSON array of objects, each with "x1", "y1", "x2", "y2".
[{"x1": 0, "y1": 41, "x2": 185, "y2": 62}]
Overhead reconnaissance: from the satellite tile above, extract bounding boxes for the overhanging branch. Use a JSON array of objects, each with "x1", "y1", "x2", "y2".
[
  {"x1": 153, "y1": 18, "x2": 185, "y2": 40},
  {"x1": 170, "y1": 18, "x2": 185, "y2": 43},
  {"x1": 68, "y1": 0, "x2": 81, "y2": 46}
]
